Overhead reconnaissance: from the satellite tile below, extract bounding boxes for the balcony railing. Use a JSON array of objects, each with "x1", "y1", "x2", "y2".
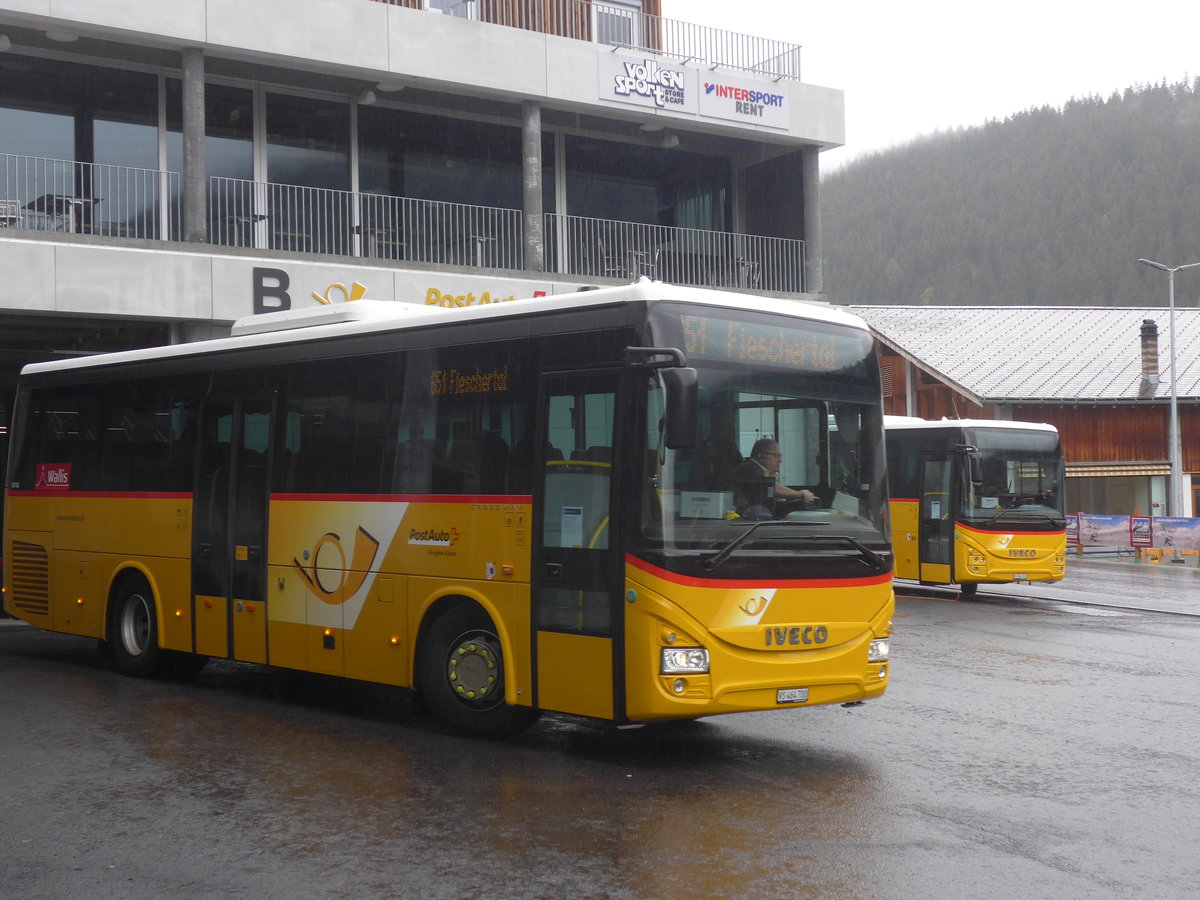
[
  {"x1": 0, "y1": 153, "x2": 179, "y2": 240},
  {"x1": 546, "y1": 213, "x2": 805, "y2": 292},
  {"x1": 1, "y1": 162, "x2": 804, "y2": 293},
  {"x1": 210, "y1": 177, "x2": 525, "y2": 268},
  {"x1": 208, "y1": 176, "x2": 803, "y2": 291},
  {"x1": 374, "y1": 1, "x2": 802, "y2": 81}
]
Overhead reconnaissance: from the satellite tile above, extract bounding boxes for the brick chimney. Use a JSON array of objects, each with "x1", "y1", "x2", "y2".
[{"x1": 1141, "y1": 319, "x2": 1160, "y2": 383}]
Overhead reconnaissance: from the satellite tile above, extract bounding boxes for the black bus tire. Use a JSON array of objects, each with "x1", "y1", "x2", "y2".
[
  {"x1": 109, "y1": 576, "x2": 164, "y2": 678},
  {"x1": 958, "y1": 582, "x2": 979, "y2": 600},
  {"x1": 417, "y1": 603, "x2": 539, "y2": 739}
]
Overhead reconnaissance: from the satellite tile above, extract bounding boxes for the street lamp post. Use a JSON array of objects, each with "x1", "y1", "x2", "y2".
[{"x1": 1137, "y1": 257, "x2": 1199, "y2": 525}]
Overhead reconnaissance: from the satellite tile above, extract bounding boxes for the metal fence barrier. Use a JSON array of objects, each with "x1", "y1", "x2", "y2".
[
  {"x1": 2, "y1": 160, "x2": 804, "y2": 293},
  {"x1": 545, "y1": 213, "x2": 805, "y2": 293},
  {"x1": 210, "y1": 177, "x2": 524, "y2": 268},
  {"x1": 0, "y1": 153, "x2": 179, "y2": 240},
  {"x1": 372, "y1": 0, "x2": 801, "y2": 81}
]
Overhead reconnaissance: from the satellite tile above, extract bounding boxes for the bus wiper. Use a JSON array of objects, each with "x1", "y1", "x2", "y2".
[
  {"x1": 985, "y1": 507, "x2": 1063, "y2": 527},
  {"x1": 701, "y1": 520, "x2": 824, "y2": 571},
  {"x1": 703, "y1": 530, "x2": 888, "y2": 572},
  {"x1": 696, "y1": 520, "x2": 892, "y2": 572},
  {"x1": 838, "y1": 536, "x2": 888, "y2": 570}
]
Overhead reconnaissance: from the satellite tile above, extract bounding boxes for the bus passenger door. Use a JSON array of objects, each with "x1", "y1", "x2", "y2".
[
  {"x1": 532, "y1": 371, "x2": 622, "y2": 721},
  {"x1": 192, "y1": 398, "x2": 273, "y2": 663},
  {"x1": 918, "y1": 454, "x2": 954, "y2": 585}
]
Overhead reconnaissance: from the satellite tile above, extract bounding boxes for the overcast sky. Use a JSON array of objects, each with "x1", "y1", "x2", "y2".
[{"x1": 666, "y1": 0, "x2": 1200, "y2": 170}]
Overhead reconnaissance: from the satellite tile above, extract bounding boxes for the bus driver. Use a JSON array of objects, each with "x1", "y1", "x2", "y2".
[{"x1": 733, "y1": 438, "x2": 816, "y2": 519}]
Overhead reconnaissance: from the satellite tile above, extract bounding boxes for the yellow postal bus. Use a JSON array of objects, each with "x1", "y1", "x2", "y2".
[
  {"x1": 4, "y1": 283, "x2": 893, "y2": 737},
  {"x1": 885, "y1": 416, "x2": 1066, "y2": 598}
]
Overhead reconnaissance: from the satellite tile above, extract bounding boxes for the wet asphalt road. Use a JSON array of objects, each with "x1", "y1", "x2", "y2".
[{"x1": 1, "y1": 557, "x2": 1198, "y2": 900}]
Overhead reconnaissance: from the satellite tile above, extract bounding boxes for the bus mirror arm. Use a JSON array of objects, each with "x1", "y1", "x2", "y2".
[
  {"x1": 624, "y1": 346, "x2": 686, "y2": 368},
  {"x1": 623, "y1": 347, "x2": 698, "y2": 448}
]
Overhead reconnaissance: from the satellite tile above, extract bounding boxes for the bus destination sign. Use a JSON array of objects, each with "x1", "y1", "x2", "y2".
[{"x1": 680, "y1": 314, "x2": 840, "y2": 371}]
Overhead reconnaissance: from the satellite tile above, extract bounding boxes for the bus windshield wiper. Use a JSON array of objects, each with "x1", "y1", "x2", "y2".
[
  {"x1": 695, "y1": 521, "x2": 895, "y2": 573},
  {"x1": 701, "y1": 520, "x2": 825, "y2": 571},
  {"x1": 985, "y1": 507, "x2": 1063, "y2": 527},
  {"x1": 839, "y1": 535, "x2": 889, "y2": 570}
]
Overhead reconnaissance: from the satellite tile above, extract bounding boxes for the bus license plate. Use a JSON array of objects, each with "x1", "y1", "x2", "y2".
[
  {"x1": 777, "y1": 688, "x2": 809, "y2": 704},
  {"x1": 1012, "y1": 573, "x2": 1028, "y2": 581}
]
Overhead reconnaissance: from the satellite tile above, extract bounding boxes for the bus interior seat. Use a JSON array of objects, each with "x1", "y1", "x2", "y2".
[{"x1": 569, "y1": 446, "x2": 611, "y2": 463}]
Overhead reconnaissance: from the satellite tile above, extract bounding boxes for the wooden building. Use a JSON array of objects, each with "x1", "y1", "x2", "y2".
[{"x1": 852, "y1": 306, "x2": 1200, "y2": 517}]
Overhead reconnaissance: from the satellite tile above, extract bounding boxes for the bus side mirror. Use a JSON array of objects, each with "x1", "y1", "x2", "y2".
[
  {"x1": 956, "y1": 442, "x2": 982, "y2": 485},
  {"x1": 967, "y1": 452, "x2": 983, "y2": 485},
  {"x1": 661, "y1": 367, "x2": 698, "y2": 449}
]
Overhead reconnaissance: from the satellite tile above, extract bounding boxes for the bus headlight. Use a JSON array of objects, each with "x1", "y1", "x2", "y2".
[
  {"x1": 868, "y1": 638, "x2": 890, "y2": 663},
  {"x1": 661, "y1": 647, "x2": 709, "y2": 674}
]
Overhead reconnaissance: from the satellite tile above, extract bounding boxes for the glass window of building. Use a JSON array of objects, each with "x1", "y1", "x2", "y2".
[
  {"x1": 564, "y1": 135, "x2": 730, "y2": 231},
  {"x1": 266, "y1": 93, "x2": 349, "y2": 190},
  {"x1": 358, "y1": 107, "x2": 522, "y2": 209},
  {"x1": 0, "y1": 57, "x2": 158, "y2": 235},
  {"x1": 166, "y1": 82, "x2": 255, "y2": 243},
  {"x1": 165, "y1": 82, "x2": 255, "y2": 181},
  {"x1": 266, "y1": 93, "x2": 351, "y2": 254},
  {"x1": 0, "y1": 56, "x2": 76, "y2": 161}
]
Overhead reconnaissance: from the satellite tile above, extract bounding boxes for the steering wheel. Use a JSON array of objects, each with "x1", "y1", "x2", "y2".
[{"x1": 778, "y1": 496, "x2": 823, "y2": 514}]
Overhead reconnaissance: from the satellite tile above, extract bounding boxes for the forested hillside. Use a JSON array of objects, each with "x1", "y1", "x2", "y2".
[{"x1": 820, "y1": 79, "x2": 1200, "y2": 306}]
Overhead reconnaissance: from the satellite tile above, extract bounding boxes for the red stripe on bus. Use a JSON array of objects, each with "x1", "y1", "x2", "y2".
[
  {"x1": 271, "y1": 493, "x2": 533, "y2": 504},
  {"x1": 4, "y1": 490, "x2": 192, "y2": 499},
  {"x1": 626, "y1": 554, "x2": 892, "y2": 590}
]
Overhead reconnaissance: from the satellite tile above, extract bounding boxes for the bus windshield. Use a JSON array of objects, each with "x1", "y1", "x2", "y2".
[
  {"x1": 962, "y1": 428, "x2": 1065, "y2": 524},
  {"x1": 639, "y1": 306, "x2": 890, "y2": 578}
]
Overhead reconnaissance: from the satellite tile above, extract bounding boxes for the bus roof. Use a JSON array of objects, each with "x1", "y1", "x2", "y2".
[
  {"x1": 884, "y1": 416, "x2": 1058, "y2": 435},
  {"x1": 19, "y1": 281, "x2": 871, "y2": 377}
]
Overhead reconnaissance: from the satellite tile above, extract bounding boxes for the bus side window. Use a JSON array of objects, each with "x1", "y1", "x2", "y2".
[
  {"x1": 278, "y1": 355, "x2": 398, "y2": 495},
  {"x1": 393, "y1": 430, "x2": 436, "y2": 494}
]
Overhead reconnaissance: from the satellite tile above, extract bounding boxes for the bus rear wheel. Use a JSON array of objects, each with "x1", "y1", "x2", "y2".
[
  {"x1": 109, "y1": 577, "x2": 164, "y2": 678},
  {"x1": 418, "y1": 603, "x2": 539, "y2": 739}
]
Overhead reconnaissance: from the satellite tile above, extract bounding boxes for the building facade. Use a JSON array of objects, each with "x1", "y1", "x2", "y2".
[
  {"x1": 854, "y1": 306, "x2": 1200, "y2": 518},
  {"x1": 0, "y1": 0, "x2": 844, "y2": 426}
]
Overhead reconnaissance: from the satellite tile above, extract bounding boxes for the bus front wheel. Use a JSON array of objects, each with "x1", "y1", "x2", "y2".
[
  {"x1": 958, "y1": 582, "x2": 979, "y2": 600},
  {"x1": 418, "y1": 603, "x2": 539, "y2": 739},
  {"x1": 109, "y1": 577, "x2": 164, "y2": 678}
]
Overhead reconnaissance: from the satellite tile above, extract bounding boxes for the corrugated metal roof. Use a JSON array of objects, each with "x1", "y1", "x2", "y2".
[{"x1": 850, "y1": 306, "x2": 1200, "y2": 402}]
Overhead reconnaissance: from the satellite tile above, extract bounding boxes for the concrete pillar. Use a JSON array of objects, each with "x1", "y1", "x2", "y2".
[
  {"x1": 181, "y1": 48, "x2": 207, "y2": 244},
  {"x1": 801, "y1": 146, "x2": 822, "y2": 294},
  {"x1": 522, "y1": 101, "x2": 544, "y2": 272}
]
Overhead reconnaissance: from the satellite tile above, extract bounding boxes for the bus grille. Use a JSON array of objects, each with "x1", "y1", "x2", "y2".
[{"x1": 10, "y1": 541, "x2": 51, "y2": 615}]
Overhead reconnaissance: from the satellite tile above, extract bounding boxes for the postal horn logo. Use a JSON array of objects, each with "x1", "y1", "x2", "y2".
[
  {"x1": 293, "y1": 526, "x2": 380, "y2": 605},
  {"x1": 739, "y1": 595, "x2": 770, "y2": 617}
]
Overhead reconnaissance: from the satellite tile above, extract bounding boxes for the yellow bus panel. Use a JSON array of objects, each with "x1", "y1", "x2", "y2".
[
  {"x1": 537, "y1": 631, "x2": 614, "y2": 720},
  {"x1": 623, "y1": 559, "x2": 892, "y2": 721}
]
